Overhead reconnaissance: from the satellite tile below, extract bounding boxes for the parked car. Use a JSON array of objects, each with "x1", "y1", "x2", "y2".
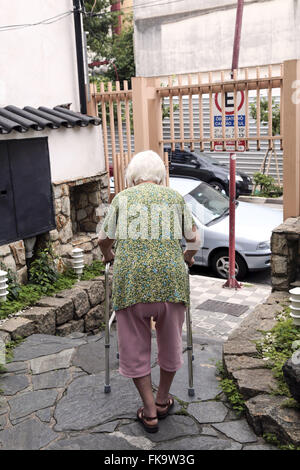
[
  {"x1": 109, "y1": 176, "x2": 282, "y2": 280},
  {"x1": 165, "y1": 146, "x2": 253, "y2": 197},
  {"x1": 170, "y1": 177, "x2": 282, "y2": 280}
]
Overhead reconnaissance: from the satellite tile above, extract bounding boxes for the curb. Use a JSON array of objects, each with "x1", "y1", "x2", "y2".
[{"x1": 239, "y1": 196, "x2": 283, "y2": 205}]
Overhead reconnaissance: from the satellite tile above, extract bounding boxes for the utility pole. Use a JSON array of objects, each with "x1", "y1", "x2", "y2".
[
  {"x1": 224, "y1": 0, "x2": 244, "y2": 289},
  {"x1": 73, "y1": 0, "x2": 87, "y2": 114}
]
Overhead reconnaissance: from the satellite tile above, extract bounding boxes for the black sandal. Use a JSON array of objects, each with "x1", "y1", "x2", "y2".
[
  {"x1": 155, "y1": 397, "x2": 175, "y2": 419},
  {"x1": 137, "y1": 407, "x2": 159, "y2": 433}
]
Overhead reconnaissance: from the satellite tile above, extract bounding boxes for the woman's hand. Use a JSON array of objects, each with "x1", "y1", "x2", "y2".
[
  {"x1": 102, "y1": 249, "x2": 115, "y2": 265},
  {"x1": 184, "y1": 250, "x2": 195, "y2": 267}
]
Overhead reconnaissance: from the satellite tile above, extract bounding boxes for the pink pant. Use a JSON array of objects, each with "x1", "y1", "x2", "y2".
[{"x1": 115, "y1": 302, "x2": 186, "y2": 378}]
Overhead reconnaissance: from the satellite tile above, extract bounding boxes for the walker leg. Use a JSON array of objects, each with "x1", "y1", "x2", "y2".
[{"x1": 104, "y1": 262, "x2": 111, "y2": 393}]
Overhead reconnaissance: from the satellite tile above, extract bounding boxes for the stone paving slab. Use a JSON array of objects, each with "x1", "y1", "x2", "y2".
[{"x1": 0, "y1": 273, "x2": 277, "y2": 451}]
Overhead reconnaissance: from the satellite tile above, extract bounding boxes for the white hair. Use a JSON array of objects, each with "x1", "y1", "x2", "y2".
[{"x1": 125, "y1": 150, "x2": 166, "y2": 187}]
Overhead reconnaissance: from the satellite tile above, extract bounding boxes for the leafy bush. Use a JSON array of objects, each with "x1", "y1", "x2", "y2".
[
  {"x1": 0, "y1": 246, "x2": 104, "y2": 320},
  {"x1": 253, "y1": 172, "x2": 283, "y2": 198},
  {"x1": 29, "y1": 244, "x2": 59, "y2": 292},
  {"x1": 256, "y1": 309, "x2": 300, "y2": 396}
]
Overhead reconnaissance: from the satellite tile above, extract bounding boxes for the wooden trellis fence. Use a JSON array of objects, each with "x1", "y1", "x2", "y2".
[{"x1": 87, "y1": 60, "x2": 300, "y2": 219}]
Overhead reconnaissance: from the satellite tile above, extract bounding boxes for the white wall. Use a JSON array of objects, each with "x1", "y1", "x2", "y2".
[
  {"x1": 0, "y1": 0, "x2": 80, "y2": 110},
  {"x1": 0, "y1": 127, "x2": 105, "y2": 184},
  {"x1": 134, "y1": 0, "x2": 300, "y2": 76}
]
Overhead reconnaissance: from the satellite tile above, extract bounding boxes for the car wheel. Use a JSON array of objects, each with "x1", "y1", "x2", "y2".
[
  {"x1": 211, "y1": 250, "x2": 248, "y2": 281},
  {"x1": 209, "y1": 181, "x2": 227, "y2": 195}
]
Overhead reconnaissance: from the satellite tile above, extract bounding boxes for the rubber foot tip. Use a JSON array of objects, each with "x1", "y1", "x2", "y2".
[
  {"x1": 188, "y1": 388, "x2": 195, "y2": 397},
  {"x1": 104, "y1": 385, "x2": 111, "y2": 394}
]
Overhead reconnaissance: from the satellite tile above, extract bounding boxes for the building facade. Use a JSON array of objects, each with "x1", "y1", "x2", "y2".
[
  {"x1": 0, "y1": 0, "x2": 106, "y2": 281},
  {"x1": 134, "y1": 0, "x2": 300, "y2": 77}
]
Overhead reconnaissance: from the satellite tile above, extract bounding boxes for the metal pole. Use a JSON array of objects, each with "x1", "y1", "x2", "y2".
[
  {"x1": 231, "y1": 0, "x2": 245, "y2": 77},
  {"x1": 73, "y1": 0, "x2": 87, "y2": 114},
  {"x1": 224, "y1": 0, "x2": 244, "y2": 289}
]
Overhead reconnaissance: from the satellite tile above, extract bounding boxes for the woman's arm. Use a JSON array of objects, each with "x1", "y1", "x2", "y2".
[{"x1": 183, "y1": 225, "x2": 201, "y2": 267}]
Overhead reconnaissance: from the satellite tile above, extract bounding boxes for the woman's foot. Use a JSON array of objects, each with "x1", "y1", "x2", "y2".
[
  {"x1": 155, "y1": 396, "x2": 174, "y2": 419},
  {"x1": 137, "y1": 407, "x2": 159, "y2": 433}
]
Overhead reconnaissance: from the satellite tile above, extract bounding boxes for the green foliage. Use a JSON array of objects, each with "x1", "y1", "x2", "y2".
[
  {"x1": 215, "y1": 360, "x2": 245, "y2": 415},
  {"x1": 281, "y1": 398, "x2": 300, "y2": 410},
  {"x1": 0, "y1": 337, "x2": 24, "y2": 380},
  {"x1": 29, "y1": 244, "x2": 59, "y2": 293},
  {"x1": 256, "y1": 309, "x2": 300, "y2": 397},
  {"x1": 263, "y1": 433, "x2": 300, "y2": 451},
  {"x1": 219, "y1": 378, "x2": 245, "y2": 415},
  {"x1": 105, "y1": 19, "x2": 135, "y2": 86},
  {"x1": 250, "y1": 97, "x2": 280, "y2": 136},
  {"x1": 83, "y1": 0, "x2": 119, "y2": 60},
  {"x1": 253, "y1": 172, "x2": 283, "y2": 198},
  {"x1": 80, "y1": 260, "x2": 105, "y2": 280},
  {"x1": 0, "y1": 250, "x2": 104, "y2": 320}
]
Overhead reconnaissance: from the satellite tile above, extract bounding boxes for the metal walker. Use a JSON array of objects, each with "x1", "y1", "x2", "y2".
[{"x1": 104, "y1": 262, "x2": 194, "y2": 396}]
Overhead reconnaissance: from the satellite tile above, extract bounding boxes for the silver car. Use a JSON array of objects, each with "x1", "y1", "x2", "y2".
[{"x1": 170, "y1": 177, "x2": 283, "y2": 280}]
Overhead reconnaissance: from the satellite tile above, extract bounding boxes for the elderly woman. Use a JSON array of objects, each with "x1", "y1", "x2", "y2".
[{"x1": 99, "y1": 150, "x2": 199, "y2": 433}]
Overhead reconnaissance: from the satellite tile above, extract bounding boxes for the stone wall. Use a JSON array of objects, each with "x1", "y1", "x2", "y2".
[
  {"x1": 271, "y1": 217, "x2": 300, "y2": 291},
  {"x1": 0, "y1": 276, "x2": 111, "y2": 344},
  {"x1": 0, "y1": 172, "x2": 109, "y2": 280}
]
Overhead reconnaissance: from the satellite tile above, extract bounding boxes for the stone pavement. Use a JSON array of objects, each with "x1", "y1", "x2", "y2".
[
  {"x1": 189, "y1": 274, "x2": 271, "y2": 341},
  {"x1": 0, "y1": 275, "x2": 276, "y2": 451}
]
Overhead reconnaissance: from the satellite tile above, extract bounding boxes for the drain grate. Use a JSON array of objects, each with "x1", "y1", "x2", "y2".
[{"x1": 196, "y1": 299, "x2": 249, "y2": 317}]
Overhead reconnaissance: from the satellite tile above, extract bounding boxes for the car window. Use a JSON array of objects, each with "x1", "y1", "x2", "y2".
[{"x1": 184, "y1": 182, "x2": 229, "y2": 225}]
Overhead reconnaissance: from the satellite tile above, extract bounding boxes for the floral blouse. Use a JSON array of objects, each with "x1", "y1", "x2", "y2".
[{"x1": 102, "y1": 183, "x2": 194, "y2": 311}]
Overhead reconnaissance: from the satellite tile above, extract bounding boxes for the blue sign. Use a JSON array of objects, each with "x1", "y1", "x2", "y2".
[{"x1": 214, "y1": 115, "x2": 245, "y2": 127}]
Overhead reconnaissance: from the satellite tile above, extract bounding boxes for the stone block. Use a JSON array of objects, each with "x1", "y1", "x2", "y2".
[
  {"x1": 58, "y1": 222, "x2": 73, "y2": 244},
  {"x1": 9, "y1": 241, "x2": 25, "y2": 267},
  {"x1": 84, "y1": 305, "x2": 105, "y2": 332},
  {"x1": 0, "y1": 330, "x2": 11, "y2": 344},
  {"x1": 245, "y1": 394, "x2": 300, "y2": 446},
  {"x1": 76, "y1": 193, "x2": 88, "y2": 209},
  {"x1": 56, "y1": 214, "x2": 68, "y2": 231},
  {"x1": 0, "y1": 245, "x2": 11, "y2": 257},
  {"x1": 56, "y1": 288, "x2": 90, "y2": 319},
  {"x1": 55, "y1": 199, "x2": 62, "y2": 214},
  {"x1": 271, "y1": 233, "x2": 288, "y2": 256},
  {"x1": 271, "y1": 276, "x2": 290, "y2": 291},
  {"x1": 76, "y1": 280, "x2": 105, "y2": 306},
  {"x1": 77, "y1": 209, "x2": 87, "y2": 222},
  {"x1": 61, "y1": 196, "x2": 71, "y2": 217},
  {"x1": 2, "y1": 254, "x2": 16, "y2": 272},
  {"x1": 232, "y1": 369, "x2": 278, "y2": 399},
  {"x1": 37, "y1": 296, "x2": 74, "y2": 325},
  {"x1": 16, "y1": 266, "x2": 28, "y2": 285},
  {"x1": 56, "y1": 320, "x2": 85, "y2": 337},
  {"x1": 0, "y1": 317, "x2": 35, "y2": 340},
  {"x1": 20, "y1": 307, "x2": 56, "y2": 335},
  {"x1": 271, "y1": 255, "x2": 288, "y2": 276},
  {"x1": 223, "y1": 340, "x2": 257, "y2": 357},
  {"x1": 88, "y1": 192, "x2": 101, "y2": 207},
  {"x1": 282, "y1": 358, "x2": 300, "y2": 403}
]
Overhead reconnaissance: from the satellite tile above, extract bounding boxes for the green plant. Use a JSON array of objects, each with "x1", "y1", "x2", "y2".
[
  {"x1": 0, "y1": 259, "x2": 105, "y2": 320},
  {"x1": 263, "y1": 433, "x2": 300, "y2": 451},
  {"x1": 281, "y1": 398, "x2": 300, "y2": 410},
  {"x1": 29, "y1": 244, "x2": 59, "y2": 292},
  {"x1": 256, "y1": 309, "x2": 300, "y2": 397},
  {"x1": 219, "y1": 378, "x2": 245, "y2": 415},
  {"x1": 253, "y1": 172, "x2": 283, "y2": 198},
  {"x1": 250, "y1": 97, "x2": 280, "y2": 136}
]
